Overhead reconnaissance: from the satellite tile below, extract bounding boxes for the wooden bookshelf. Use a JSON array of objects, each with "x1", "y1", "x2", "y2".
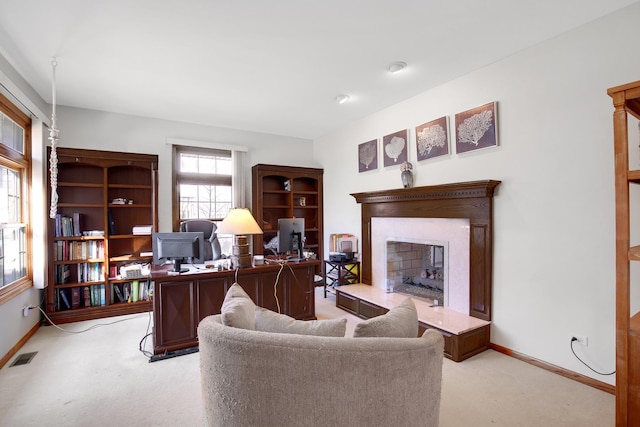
[
  {"x1": 46, "y1": 148, "x2": 158, "y2": 323},
  {"x1": 251, "y1": 164, "x2": 324, "y2": 273},
  {"x1": 608, "y1": 80, "x2": 640, "y2": 426}
]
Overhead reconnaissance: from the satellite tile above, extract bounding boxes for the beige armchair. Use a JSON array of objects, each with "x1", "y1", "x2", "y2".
[{"x1": 198, "y1": 314, "x2": 444, "y2": 427}]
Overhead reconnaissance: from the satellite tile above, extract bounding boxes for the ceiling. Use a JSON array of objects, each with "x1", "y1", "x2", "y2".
[{"x1": 0, "y1": 0, "x2": 637, "y2": 140}]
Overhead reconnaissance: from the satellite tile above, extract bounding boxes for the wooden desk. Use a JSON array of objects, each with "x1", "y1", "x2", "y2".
[{"x1": 150, "y1": 260, "x2": 319, "y2": 361}]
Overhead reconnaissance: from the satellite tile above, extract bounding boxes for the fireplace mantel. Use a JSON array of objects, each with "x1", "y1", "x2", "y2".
[{"x1": 351, "y1": 180, "x2": 501, "y2": 321}]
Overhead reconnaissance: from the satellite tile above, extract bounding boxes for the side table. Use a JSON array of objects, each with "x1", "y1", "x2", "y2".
[{"x1": 323, "y1": 260, "x2": 360, "y2": 297}]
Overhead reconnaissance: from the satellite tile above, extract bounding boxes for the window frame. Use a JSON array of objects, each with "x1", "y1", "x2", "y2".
[
  {"x1": 0, "y1": 92, "x2": 32, "y2": 304},
  {"x1": 171, "y1": 145, "x2": 233, "y2": 231}
]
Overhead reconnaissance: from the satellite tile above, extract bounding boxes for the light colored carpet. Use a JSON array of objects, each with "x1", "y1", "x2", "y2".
[{"x1": 0, "y1": 287, "x2": 614, "y2": 426}]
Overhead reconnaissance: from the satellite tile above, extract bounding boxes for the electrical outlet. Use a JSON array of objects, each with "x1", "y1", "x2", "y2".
[
  {"x1": 22, "y1": 306, "x2": 30, "y2": 317},
  {"x1": 572, "y1": 335, "x2": 588, "y2": 346}
]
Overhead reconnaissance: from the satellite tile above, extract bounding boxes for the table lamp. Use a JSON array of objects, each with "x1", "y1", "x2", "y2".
[{"x1": 216, "y1": 208, "x2": 263, "y2": 268}]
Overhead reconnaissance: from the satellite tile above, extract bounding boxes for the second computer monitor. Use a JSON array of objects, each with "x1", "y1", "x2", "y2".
[{"x1": 277, "y1": 218, "x2": 305, "y2": 256}]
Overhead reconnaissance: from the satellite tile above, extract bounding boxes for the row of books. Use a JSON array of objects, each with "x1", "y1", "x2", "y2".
[
  {"x1": 54, "y1": 213, "x2": 83, "y2": 237},
  {"x1": 53, "y1": 240, "x2": 105, "y2": 261},
  {"x1": 113, "y1": 280, "x2": 152, "y2": 303},
  {"x1": 54, "y1": 263, "x2": 105, "y2": 285},
  {"x1": 55, "y1": 280, "x2": 153, "y2": 311},
  {"x1": 56, "y1": 285, "x2": 106, "y2": 310}
]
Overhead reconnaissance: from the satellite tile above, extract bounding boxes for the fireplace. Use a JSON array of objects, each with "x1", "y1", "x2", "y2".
[
  {"x1": 351, "y1": 180, "x2": 500, "y2": 321},
  {"x1": 386, "y1": 239, "x2": 447, "y2": 303},
  {"x1": 372, "y1": 216, "x2": 470, "y2": 314}
]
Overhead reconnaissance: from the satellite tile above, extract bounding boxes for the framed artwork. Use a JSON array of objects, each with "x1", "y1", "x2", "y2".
[
  {"x1": 382, "y1": 129, "x2": 408, "y2": 167},
  {"x1": 455, "y1": 101, "x2": 498, "y2": 154},
  {"x1": 415, "y1": 116, "x2": 449, "y2": 161},
  {"x1": 358, "y1": 139, "x2": 378, "y2": 172}
]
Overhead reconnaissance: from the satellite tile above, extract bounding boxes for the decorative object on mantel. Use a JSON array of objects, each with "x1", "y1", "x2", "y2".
[
  {"x1": 358, "y1": 139, "x2": 378, "y2": 172},
  {"x1": 416, "y1": 116, "x2": 449, "y2": 161},
  {"x1": 383, "y1": 129, "x2": 408, "y2": 167},
  {"x1": 48, "y1": 57, "x2": 61, "y2": 218},
  {"x1": 455, "y1": 101, "x2": 498, "y2": 154},
  {"x1": 400, "y1": 161, "x2": 414, "y2": 188}
]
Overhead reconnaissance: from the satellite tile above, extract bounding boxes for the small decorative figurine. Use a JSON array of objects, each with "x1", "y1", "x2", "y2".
[{"x1": 400, "y1": 161, "x2": 414, "y2": 188}]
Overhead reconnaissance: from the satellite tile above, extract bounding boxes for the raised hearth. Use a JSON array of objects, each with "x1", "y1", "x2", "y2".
[{"x1": 336, "y1": 284, "x2": 491, "y2": 362}]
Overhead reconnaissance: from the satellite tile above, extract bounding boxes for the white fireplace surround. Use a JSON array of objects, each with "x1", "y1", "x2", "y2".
[{"x1": 371, "y1": 217, "x2": 471, "y2": 315}]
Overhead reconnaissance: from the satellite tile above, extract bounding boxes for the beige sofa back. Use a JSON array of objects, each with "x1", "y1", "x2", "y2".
[{"x1": 198, "y1": 314, "x2": 444, "y2": 427}]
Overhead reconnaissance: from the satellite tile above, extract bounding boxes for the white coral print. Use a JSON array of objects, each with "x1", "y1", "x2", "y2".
[
  {"x1": 359, "y1": 142, "x2": 376, "y2": 169},
  {"x1": 457, "y1": 109, "x2": 493, "y2": 146},
  {"x1": 417, "y1": 124, "x2": 446, "y2": 155},
  {"x1": 384, "y1": 136, "x2": 405, "y2": 162}
]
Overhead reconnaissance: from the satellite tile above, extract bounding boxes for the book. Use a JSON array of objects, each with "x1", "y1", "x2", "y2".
[
  {"x1": 83, "y1": 286, "x2": 91, "y2": 307},
  {"x1": 71, "y1": 287, "x2": 80, "y2": 309},
  {"x1": 100, "y1": 284, "x2": 106, "y2": 306},
  {"x1": 132, "y1": 225, "x2": 153, "y2": 235},
  {"x1": 131, "y1": 280, "x2": 139, "y2": 303},
  {"x1": 72, "y1": 212, "x2": 82, "y2": 236},
  {"x1": 123, "y1": 283, "x2": 131, "y2": 302},
  {"x1": 114, "y1": 284, "x2": 125, "y2": 303},
  {"x1": 59, "y1": 289, "x2": 71, "y2": 310},
  {"x1": 108, "y1": 209, "x2": 116, "y2": 235}
]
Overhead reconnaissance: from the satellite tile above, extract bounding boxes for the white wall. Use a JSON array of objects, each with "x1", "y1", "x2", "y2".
[
  {"x1": 315, "y1": 2, "x2": 640, "y2": 384},
  {"x1": 55, "y1": 106, "x2": 316, "y2": 231}
]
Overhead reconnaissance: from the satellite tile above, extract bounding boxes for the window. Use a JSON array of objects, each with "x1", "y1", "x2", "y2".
[
  {"x1": 173, "y1": 146, "x2": 233, "y2": 254},
  {"x1": 0, "y1": 92, "x2": 31, "y2": 303}
]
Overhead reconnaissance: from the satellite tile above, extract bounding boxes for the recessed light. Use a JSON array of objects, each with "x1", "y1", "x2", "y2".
[
  {"x1": 335, "y1": 94, "x2": 350, "y2": 104},
  {"x1": 387, "y1": 61, "x2": 407, "y2": 73}
]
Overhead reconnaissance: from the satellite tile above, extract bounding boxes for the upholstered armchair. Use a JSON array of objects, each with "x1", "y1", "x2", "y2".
[{"x1": 198, "y1": 285, "x2": 444, "y2": 427}]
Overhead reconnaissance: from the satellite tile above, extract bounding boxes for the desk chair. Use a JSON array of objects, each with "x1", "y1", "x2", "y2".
[{"x1": 179, "y1": 220, "x2": 222, "y2": 261}]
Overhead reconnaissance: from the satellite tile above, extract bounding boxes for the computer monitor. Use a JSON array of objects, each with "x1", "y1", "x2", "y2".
[
  {"x1": 152, "y1": 232, "x2": 205, "y2": 273},
  {"x1": 277, "y1": 218, "x2": 305, "y2": 257}
]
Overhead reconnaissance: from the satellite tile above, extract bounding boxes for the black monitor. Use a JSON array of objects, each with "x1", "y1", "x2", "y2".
[
  {"x1": 277, "y1": 218, "x2": 305, "y2": 257},
  {"x1": 152, "y1": 232, "x2": 205, "y2": 273}
]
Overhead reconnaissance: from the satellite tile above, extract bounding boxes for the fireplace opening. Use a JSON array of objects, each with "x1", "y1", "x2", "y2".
[{"x1": 386, "y1": 239, "x2": 448, "y2": 305}]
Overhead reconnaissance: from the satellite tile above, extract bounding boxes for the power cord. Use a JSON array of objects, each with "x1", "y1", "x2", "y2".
[
  {"x1": 138, "y1": 309, "x2": 154, "y2": 358},
  {"x1": 570, "y1": 337, "x2": 615, "y2": 376},
  {"x1": 30, "y1": 298, "x2": 154, "y2": 359},
  {"x1": 273, "y1": 262, "x2": 284, "y2": 313},
  {"x1": 31, "y1": 304, "x2": 149, "y2": 334}
]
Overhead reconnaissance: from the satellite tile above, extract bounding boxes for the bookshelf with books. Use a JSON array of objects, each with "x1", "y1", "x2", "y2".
[
  {"x1": 46, "y1": 147, "x2": 158, "y2": 323},
  {"x1": 251, "y1": 164, "x2": 324, "y2": 274}
]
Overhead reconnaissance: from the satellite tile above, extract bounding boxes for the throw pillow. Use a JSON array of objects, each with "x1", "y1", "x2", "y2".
[
  {"x1": 353, "y1": 297, "x2": 418, "y2": 338},
  {"x1": 255, "y1": 307, "x2": 347, "y2": 337},
  {"x1": 220, "y1": 283, "x2": 256, "y2": 330}
]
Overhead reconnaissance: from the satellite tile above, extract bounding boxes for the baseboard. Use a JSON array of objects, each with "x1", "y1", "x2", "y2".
[
  {"x1": 0, "y1": 321, "x2": 40, "y2": 369},
  {"x1": 490, "y1": 343, "x2": 615, "y2": 395}
]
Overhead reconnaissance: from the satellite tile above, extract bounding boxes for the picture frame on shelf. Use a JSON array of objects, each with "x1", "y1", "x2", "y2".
[
  {"x1": 455, "y1": 101, "x2": 498, "y2": 154},
  {"x1": 416, "y1": 116, "x2": 449, "y2": 161},
  {"x1": 383, "y1": 129, "x2": 408, "y2": 167},
  {"x1": 358, "y1": 139, "x2": 378, "y2": 172}
]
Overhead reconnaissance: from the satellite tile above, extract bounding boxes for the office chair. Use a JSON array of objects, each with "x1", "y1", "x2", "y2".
[{"x1": 179, "y1": 219, "x2": 222, "y2": 261}]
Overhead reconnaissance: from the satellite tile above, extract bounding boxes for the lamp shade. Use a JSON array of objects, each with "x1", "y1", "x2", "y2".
[{"x1": 216, "y1": 208, "x2": 263, "y2": 235}]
